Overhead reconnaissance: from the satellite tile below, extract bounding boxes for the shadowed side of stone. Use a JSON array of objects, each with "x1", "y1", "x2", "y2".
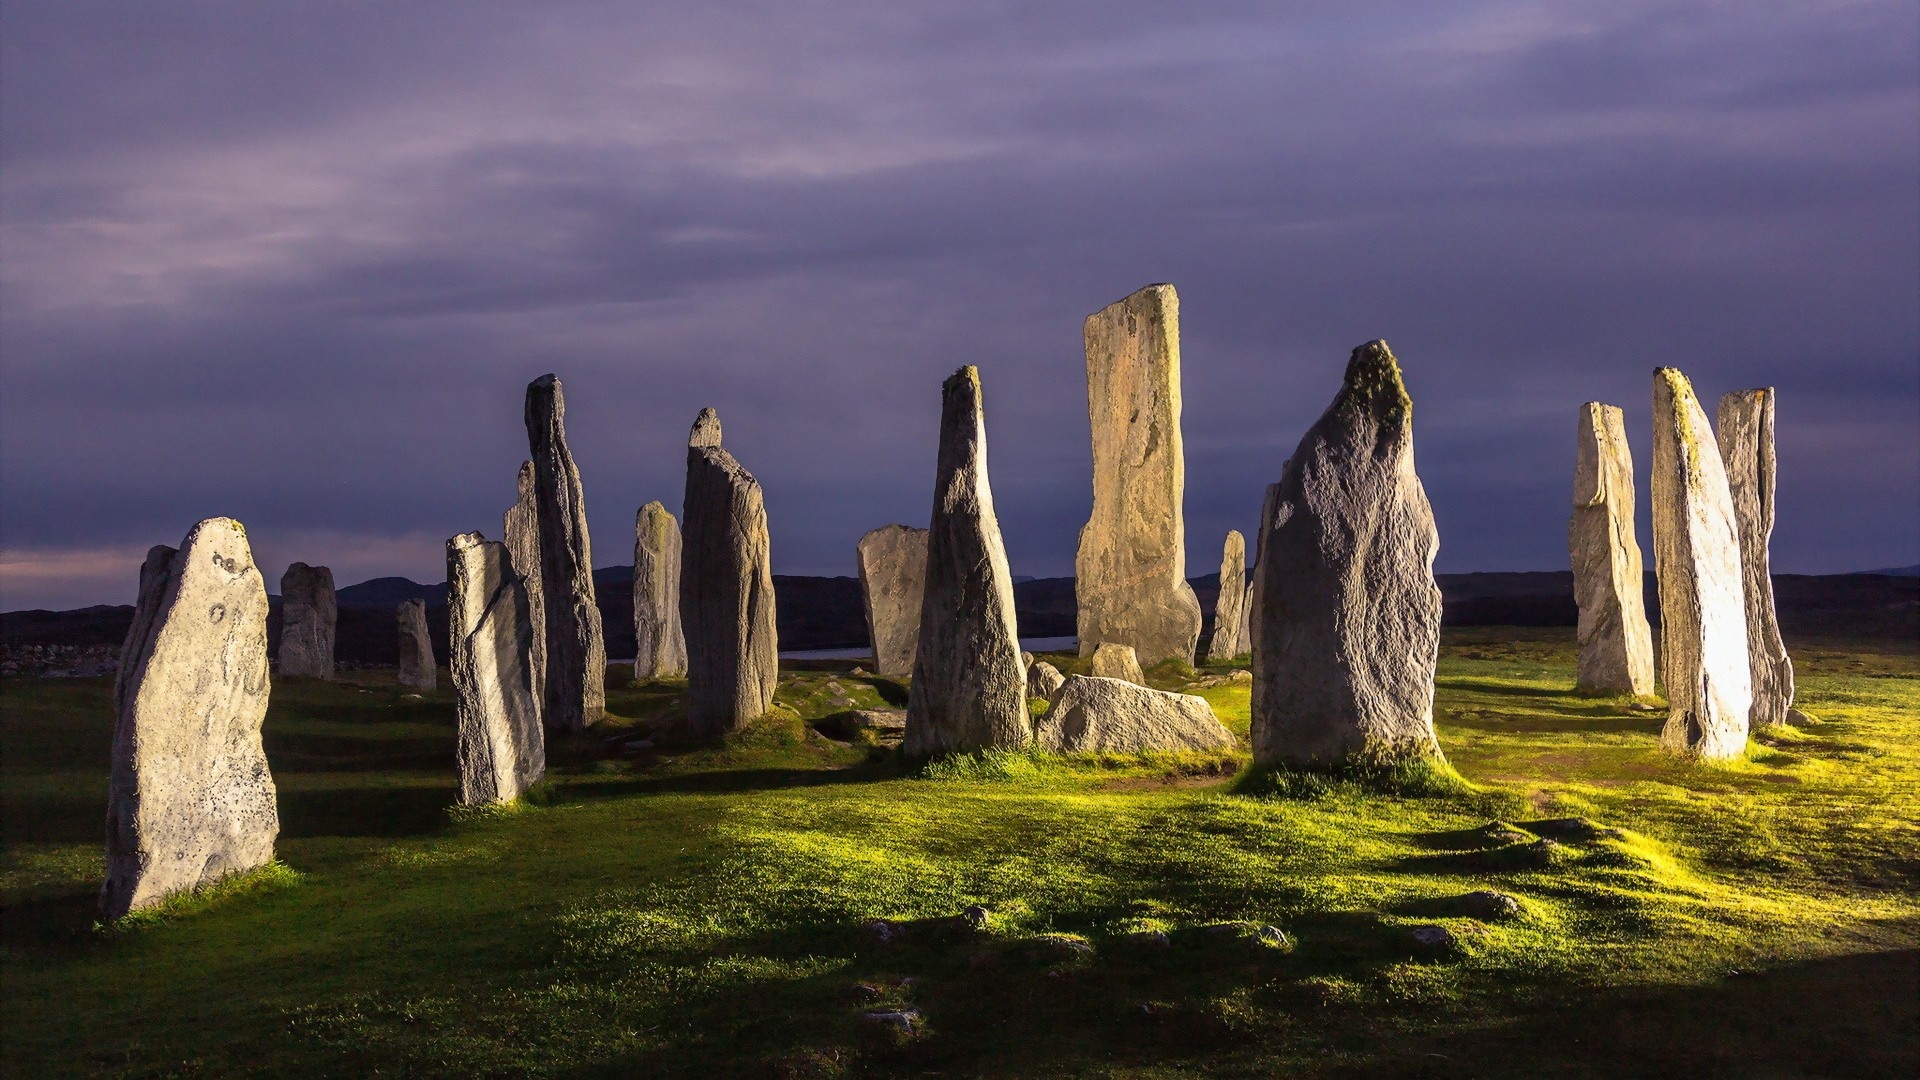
[
  {"x1": 680, "y1": 411, "x2": 778, "y2": 737},
  {"x1": 396, "y1": 598, "x2": 435, "y2": 690},
  {"x1": 1718, "y1": 388, "x2": 1795, "y2": 730},
  {"x1": 448, "y1": 531, "x2": 545, "y2": 805},
  {"x1": 1570, "y1": 402, "x2": 1655, "y2": 695},
  {"x1": 857, "y1": 524, "x2": 928, "y2": 678},
  {"x1": 277, "y1": 562, "x2": 335, "y2": 679},
  {"x1": 524, "y1": 375, "x2": 606, "y2": 731},
  {"x1": 633, "y1": 501, "x2": 688, "y2": 680}
]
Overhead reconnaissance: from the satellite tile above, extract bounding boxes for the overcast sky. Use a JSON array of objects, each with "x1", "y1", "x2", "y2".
[{"x1": 3, "y1": 1, "x2": 1915, "y2": 610}]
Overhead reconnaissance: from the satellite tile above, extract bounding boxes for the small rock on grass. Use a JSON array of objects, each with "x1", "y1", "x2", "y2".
[
  {"x1": 858, "y1": 1006, "x2": 925, "y2": 1044},
  {"x1": 1408, "y1": 924, "x2": 1460, "y2": 955},
  {"x1": 1201, "y1": 922, "x2": 1292, "y2": 950},
  {"x1": 963, "y1": 904, "x2": 991, "y2": 929},
  {"x1": 1459, "y1": 890, "x2": 1523, "y2": 921}
]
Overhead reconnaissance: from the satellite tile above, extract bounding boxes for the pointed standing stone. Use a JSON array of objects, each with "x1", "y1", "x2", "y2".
[
  {"x1": 1718, "y1": 388, "x2": 1795, "y2": 730},
  {"x1": 1244, "y1": 481, "x2": 1280, "y2": 661},
  {"x1": 103, "y1": 518, "x2": 278, "y2": 919},
  {"x1": 681, "y1": 409, "x2": 778, "y2": 737},
  {"x1": 397, "y1": 598, "x2": 436, "y2": 690},
  {"x1": 524, "y1": 375, "x2": 605, "y2": 731},
  {"x1": 447, "y1": 532, "x2": 546, "y2": 805},
  {"x1": 1570, "y1": 403, "x2": 1657, "y2": 696},
  {"x1": 1250, "y1": 342, "x2": 1444, "y2": 767},
  {"x1": 1076, "y1": 284, "x2": 1203, "y2": 666},
  {"x1": 503, "y1": 460, "x2": 547, "y2": 713},
  {"x1": 1206, "y1": 531, "x2": 1249, "y2": 661},
  {"x1": 277, "y1": 562, "x2": 336, "y2": 679},
  {"x1": 856, "y1": 524, "x2": 929, "y2": 678},
  {"x1": 1651, "y1": 369, "x2": 1751, "y2": 760},
  {"x1": 633, "y1": 501, "x2": 688, "y2": 681},
  {"x1": 905, "y1": 367, "x2": 1028, "y2": 757}
]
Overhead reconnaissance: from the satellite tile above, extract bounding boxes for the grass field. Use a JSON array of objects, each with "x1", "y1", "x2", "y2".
[{"x1": 2, "y1": 629, "x2": 1915, "y2": 1078}]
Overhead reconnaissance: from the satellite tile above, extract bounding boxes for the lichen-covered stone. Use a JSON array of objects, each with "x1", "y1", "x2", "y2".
[
  {"x1": 904, "y1": 367, "x2": 1028, "y2": 757},
  {"x1": 633, "y1": 501, "x2": 688, "y2": 681},
  {"x1": 1090, "y1": 641, "x2": 1145, "y2": 685},
  {"x1": 448, "y1": 532, "x2": 546, "y2": 805},
  {"x1": 503, "y1": 460, "x2": 547, "y2": 712},
  {"x1": 1570, "y1": 403, "x2": 1656, "y2": 696},
  {"x1": 396, "y1": 598, "x2": 435, "y2": 690},
  {"x1": 857, "y1": 524, "x2": 928, "y2": 678},
  {"x1": 681, "y1": 410, "x2": 778, "y2": 736},
  {"x1": 1718, "y1": 388, "x2": 1795, "y2": 730},
  {"x1": 103, "y1": 518, "x2": 278, "y2": 919},
  {"x1": 524, "y1": 375, "x2": 605, "y2": 731},
  {"x1": 277, "y1": 562, "x2": 335, "y2": 679},
  {"x1": 1034, "y1": 675, "x2": 1234, "y2": 753},
  {"x1": 1076, "y1": 284, "x2": 1203, "y2": 666},
  {"x1": 1651, "y1": 368, "x2": 1751, "y2": 760},
  {"x1": 1206, "y1": 530, "x2": 1249, "y2": 661},
  {"x1": 1250, "y1": 342, "x2": 1444, "y2": 767}
]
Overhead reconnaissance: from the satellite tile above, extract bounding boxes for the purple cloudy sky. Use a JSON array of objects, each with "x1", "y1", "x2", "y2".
[{"x1": 3, "y1": 2, "x2": 1916, "y2": 610}]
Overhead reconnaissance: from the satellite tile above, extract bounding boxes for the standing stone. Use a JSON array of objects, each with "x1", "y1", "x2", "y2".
[
  {"x1": 1090, "y1": 642, "x2": 1146, "y2": 685},
  {"x1": 857, "y1": 525, "x2": 929, "y2": 678},
  {"x1": 524, "y1": 375, "x2": 605, "y2": 731},
  {"x1": 1570, "y1": 403, "x2": 1657, "y2": 696},
  {"x1": 1206, "y1": 531, "x2": 1249, "y2": 661},
  {"x1": 1244, "y1": 482, "x2": 1280, "y2": 661},
  {"x1": 503, "y1": 461, "x2": 547, "y2": 713},
  {"x1": 904, "y1": 367, "x2": 1028, "y2": 757},
  {"x1": 633, "y1": 501, "x2": 688, "y2": 681},
  {"x1": 396, "y1": 598, "x2": 436, "y2": 690},
  {"x1": 1250, "y1": 342, "x2": 1444, "y2": 767},
  {"x1": 1718, "y1": 389, "x2": 1796, "y2": 730},
  {"x1": 681, "y1": 409, "x2": 778, "y2": 737},
  {"x1": 447, "y1": 532, "x2": 546, "y2": 805},
  {"x1": 103, "y1": 518, "x2": 278, "y2": 919},
  {"x1": 1075, "y1": 284, "x2": 1203, "y2": 666},
  {"x1": 1651, "y1": 369, "x2": 1752, "y2": 760},
  {"x1": 277, "y1": 562, "x2": 336, "y2": 679}
]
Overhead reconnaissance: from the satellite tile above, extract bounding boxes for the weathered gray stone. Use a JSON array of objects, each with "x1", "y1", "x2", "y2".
[
  {"x1": 633, "y1": 501, "x2": 688, "y2": 681},
  {"x1": 1250, "y1": 342, "x2": 1445, "y2": 767},
  {"x1": 856, "y1": 524, "x2": 928, "y2": 677},
  {"x1": 447, "y1": 532, "x2": 546, "y2": 805},
  {"x1": 1026, "y1": 659, "x2": 1066, "y2": 701},
  {"x1": 1034, "y1": 675, "x2": 1235, "y2": 753},
  {"x1": 1076, "y1": 284, "x2": 1203, "y2": 666},
  {"x1": 1245, "y1": 482, "x2": 1280, "y2": 661},
  {"x1": 1718, "y1": 388, "x2": 1795, "y2": 730},
  {"x1": 524, "y1": 375, "x2": 606, "y2": 731},
  {"x1": 1570, "y1": 403, "x2": 1656, "y2": 696},
  {"x1": 681, "y1": 409, "x2": 778, "y2": 736},
  {"x1": 396, "y1": 598, "x2": 435, "y2": 690},
  {"x1": 1206, "y1": 530, "x2": 1249, "y2": 661},
  {"x1": 503, "y1": 460, "x2": 547, "y2": 713},
  {"x1": 904, "y1": 367, "x2": 1029, "y2": 756},
  {"x1": 1651, "y1": 368, "x2": 1752, "y2": 760},
  {"x1": 103, "y1": 518, "x2": 278, "y2": 919},
  {"x1": 277, "y1": 562, "x2": 335, "y2": 679},
  {"x1": 1090, "y1": 642, "x2": 1145, "y2": 685}
]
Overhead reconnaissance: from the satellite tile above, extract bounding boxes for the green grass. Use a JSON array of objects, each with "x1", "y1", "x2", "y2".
[{"x1": 3, "y1": 630, "x2": 1916, "y2": 1077}]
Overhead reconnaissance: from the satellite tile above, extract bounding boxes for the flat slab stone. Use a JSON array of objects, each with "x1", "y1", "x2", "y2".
[
  {"x1": 277, "y1": 562, "x2": 335, "y2": 679},
  {"x1": 1206, "y1": 530, "x2": 1249, "y2": 661},
  {"x1": 1570, "y1": 402, "x2": 1656, "y2": 696},
  {"x1": 525, "y1": 375, "x2": 606, "y2": 731},
  {"x1": 681, "y1": 410, "x2": 779, "y2": 736},
  {"x1": 396, "y1": 598, "x2": 435, "y2": 690},
  {"x1": 1090, "y1": 641, "x2": 1145, "y2": 685},
  {"x1": 448, "y1": 531, "x2": 547, "y2": 805},
  {"x1": 103, "y1": 518, "x2": 278, "y2": 919},
  {"x1": 857, "y1": 524, "x2": 928, "y2": 678},
  {"x1": 1718, "y1": 388, "x2": 1795, "y2": 730},
  {"x1": 1035, "y1": 675, "x2": 1234, "y2": 753},
  {"x1": 633, "y1": 500, "x2": 688, "y2": 680}
]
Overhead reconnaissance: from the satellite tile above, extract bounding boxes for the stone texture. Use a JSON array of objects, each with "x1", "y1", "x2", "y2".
[
  {"x1": 396, "y1": 598, "x2": 435, "y2": 690},
  {"x1": 503, "y1": 460, "x2": 547, "y2": 713},
  {"x1": 856, "y1": 524, "x2": 929, "y2": 678},
  {"x1": 1026, "y1": 659, "x2": 1066, "y2": 701},
  {"x1": 1244, "y1": 482, "x2": 1280, "y2": 660},
  {"x1": 1075, "y1": 284, "x2": 1203, "y2": 666},
  {"x1": 633, "y1": 501, "x2": 688, "y2": 681},
  {"x1": 1206, "y1": 531, "x2": 1249, "y2": 661},
  {"x1": 680, "y1": 409, "x2": 778, "y2": 737},
  {"x1": 1250, "y1": 342, "x2": 1445, "y2": 767},
  {"x1": 103, "y1": 518, "x2": 278, "y2": 920},
  {"x1": 904, "y1": 367, "x2": 1029, "y2": 757},
  {"x1": 447, "y1": 532, "x2": 546, "y2": 805},
  {"x1": 525, "y1": 375, "x2": 605, "y2": 731},
  {"x1": 1034, "y1": 675, "x2": 1235, "y2": 753},
  {"x1": 277, "y1": 562, "x2": 335, "y2": 679},
  {"x1": 1570, "y1": 403, "x2": 1656, "y2": 696},
  {"x1": 1718, "y1": 388, "x2": 1795, "y2": 730},
  {"x1": 1090, "y1": 642, "x2": 1145, "y2": 685},
  {"x1": 1651, "y1": 368, "x2": 1752, "y2": 760}
]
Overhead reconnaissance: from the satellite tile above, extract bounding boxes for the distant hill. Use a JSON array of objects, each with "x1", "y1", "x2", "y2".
[{"x1": 1864, "y1": 564, "x2": 1920, "y2": 577}]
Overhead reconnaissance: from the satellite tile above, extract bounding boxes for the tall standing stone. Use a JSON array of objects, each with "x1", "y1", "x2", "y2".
[
  {"x1": 1570, "y1": 403, "x2": 1657, "y2": 696},
  {"x1": 1244, "y1": 482, "x2": 1280, "y2": 662},
  {"x1": 1076, "y1": 284, "x2": 1203, "y2": 666},
  {"x1": 524, "y1": 375, "x2": 605, "y2": 732},
  {"x1": 1718, "y1": 389, "x2": 1796, "y2": 729},
  {"x1": 681, "y1": 409, "x2": 778, "y2": 737},
  {"x1": 447, "y1": 532, "x2": 546, "y2": 805},
  {"x1": 1206, "y1": 530, "x2": 1249, "y2": 661},
  {"x1": 905, "y1": 367, "x2": 1029, "y2": 757},
  {"x1": 1250, "y1": 342, "x2": 1444, "y2": 767},
  {"x1": 633, "y1": 501, "x2": 688, "y2": 681},
  {"x1": 503, "y1": 460, "x2": 547, "y2": 714},
  {"x1": 103, "y1": 518, "x2": 278, "y2": 919},
  {"x1": 396, "y1": 598, "x2": 436, "y2": 690},
  {"x1": 856, "y1": 524, "x2": 929, "y2": 678},
  {"x1": 1651, "y1": 368, "x2": 1752, "y2": 760},
  {"x1": 277, "y1": 562, "x2": 336, "y2": 679}
]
